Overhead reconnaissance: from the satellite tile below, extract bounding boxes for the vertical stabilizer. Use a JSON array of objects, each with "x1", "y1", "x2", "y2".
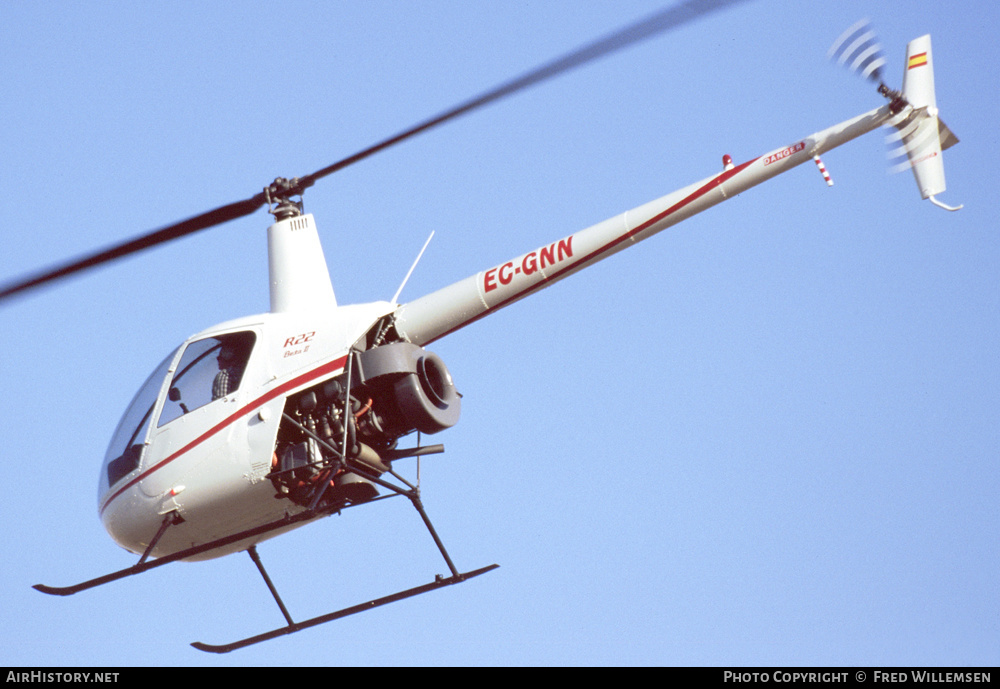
[
  {"x1": 902, "y1": 35, "x2": 937, "y2": 110},
  {"x1": 890, "y1": 35, "x2": 962, "y2": 210},
  {"x1": 267, "y1": 214, "x2": 338, "y2": 312}
]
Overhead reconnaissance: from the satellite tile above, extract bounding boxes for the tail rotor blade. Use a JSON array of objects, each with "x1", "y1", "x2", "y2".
[{"x1": 828, "y1": 19, "x2": 887, "y2": 84}]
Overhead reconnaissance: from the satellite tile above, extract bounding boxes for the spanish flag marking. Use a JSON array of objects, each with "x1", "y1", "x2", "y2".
[{"x1": 908, "y1": 52, "x2": 928, "y2": 69}]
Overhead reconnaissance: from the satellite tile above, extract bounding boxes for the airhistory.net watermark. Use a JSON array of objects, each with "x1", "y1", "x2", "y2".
[{"x1": 6, "y1": 672, "x2": 119, "y2": 683}]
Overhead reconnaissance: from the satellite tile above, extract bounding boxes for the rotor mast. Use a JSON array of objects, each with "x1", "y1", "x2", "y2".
[{"x1": 264, "y1": 177, "x2": 337, "y2": 313}]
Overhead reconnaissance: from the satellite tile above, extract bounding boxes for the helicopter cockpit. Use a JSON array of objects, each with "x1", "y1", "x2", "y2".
[
  {"x1": 158, "y1": 332, "x2": 255, "y2": 426},
  {"x1": 99, "y1": 331, "x2": 257, "y2": 497}
]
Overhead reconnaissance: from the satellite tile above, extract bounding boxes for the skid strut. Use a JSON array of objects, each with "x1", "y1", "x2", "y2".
[
  {"x1": 32, "y1": 508, "x2": 327, "y2": 597},
  {"x1": 192, "y1": 487, "x2": 497, "y2": 653}
]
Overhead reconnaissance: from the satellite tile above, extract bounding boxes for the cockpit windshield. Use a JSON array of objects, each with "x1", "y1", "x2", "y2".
[
  {"x1": 101, "y1": 349, "x2": 178, "y2": 493},
  {"x1": 99, "y1": 330, "x2": 257, "y2": 496},
  {"x1": 157, "y1": 331, "x2": 256, "y2": 427}
]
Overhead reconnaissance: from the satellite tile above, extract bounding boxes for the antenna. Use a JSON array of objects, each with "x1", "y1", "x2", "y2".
[{"x1": 391, "y1": 231, "x2": 435, "y2": 305}]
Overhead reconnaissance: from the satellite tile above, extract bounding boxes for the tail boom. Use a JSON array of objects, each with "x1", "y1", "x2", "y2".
[{"x1": 394, "y1": 105, "x2": 896, "y2": 345}]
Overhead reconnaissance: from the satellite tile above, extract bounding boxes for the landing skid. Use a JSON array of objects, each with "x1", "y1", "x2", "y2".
[
  {"x1": 33, "y1": 508, "x2": 326, "y2": 596},
  {"x1": 192, "y1": 563, "x2": 499, "y2": 653},
  {"x1": 34, "y1": 443, "x2": 498, "y2": 652},
  {"x1": 188, "y1": 481, "x2": 499, "y2": 653}
]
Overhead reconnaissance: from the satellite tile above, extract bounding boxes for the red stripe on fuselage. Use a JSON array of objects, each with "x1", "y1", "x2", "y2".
[
  {"x1": 427, "y1": 158, "x2": 758, "y2": 343},
  {"x1": 99, "y1": 355, "x2": 348, "y2": 515}
]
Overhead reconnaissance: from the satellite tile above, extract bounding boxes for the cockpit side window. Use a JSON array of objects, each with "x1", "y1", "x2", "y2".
[{"x1": 157, "y1": 331, "x2": 256, "y2": 427}]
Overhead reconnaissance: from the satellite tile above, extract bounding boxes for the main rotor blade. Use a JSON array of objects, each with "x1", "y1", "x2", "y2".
[
  {"x1": 0, "y1": 193, "x2": 266, "y2": 304},
  {"x1": 301, "y1": 0, "x2": 749, "y2": 187},
  {"x1": 1, "y1": 0, "x2": 748, "y2": 304}
]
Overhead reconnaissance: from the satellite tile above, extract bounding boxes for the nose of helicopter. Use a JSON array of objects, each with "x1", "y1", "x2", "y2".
[{"x1": 100, "y1": 485, "x2": 168, "y2": 557}]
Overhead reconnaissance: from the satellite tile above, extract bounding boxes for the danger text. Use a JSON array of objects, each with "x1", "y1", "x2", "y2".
[{"x1": 763, "y1": 141, "x2": 806, "y2": 166}]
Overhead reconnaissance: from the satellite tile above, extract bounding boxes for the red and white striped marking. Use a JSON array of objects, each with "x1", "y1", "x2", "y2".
[{"x1": 813, "y1": 155, "x2": 834, "y2": 186}]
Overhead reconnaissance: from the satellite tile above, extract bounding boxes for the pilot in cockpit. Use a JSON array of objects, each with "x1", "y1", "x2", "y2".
[{"x1": 212, "y1": 339, "x2": 247, "y2": 399}]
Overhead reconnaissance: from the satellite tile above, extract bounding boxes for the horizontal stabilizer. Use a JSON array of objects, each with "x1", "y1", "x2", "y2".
[{"x1": 937, "y1": 118, "x2": 959, "y2": 152}]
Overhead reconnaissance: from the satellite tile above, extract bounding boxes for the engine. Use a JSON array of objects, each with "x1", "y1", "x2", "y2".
[{"x1": 269, "y1": 342, "x2": 460, "y2": 510}]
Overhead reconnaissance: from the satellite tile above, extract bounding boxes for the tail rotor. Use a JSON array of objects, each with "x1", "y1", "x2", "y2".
[
  {"x1": 829, "y1": 21, "x2": 962, "y2": 211},
  {"x1": 828, "y1": 18, "x2": 888, "y2": 85}
]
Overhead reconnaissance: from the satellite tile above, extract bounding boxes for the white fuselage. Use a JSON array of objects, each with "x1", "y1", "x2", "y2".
[
  {"x1": 99, "y1": 103, "x2": 900, "y2": 562},
  {"x1": 98, "y1": 298, "x2": 395, "y2": 560}
]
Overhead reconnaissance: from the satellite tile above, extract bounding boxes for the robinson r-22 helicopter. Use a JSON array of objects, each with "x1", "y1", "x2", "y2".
[{"x1": 1, "y1": 2, "x2": 961, "y2": 653}]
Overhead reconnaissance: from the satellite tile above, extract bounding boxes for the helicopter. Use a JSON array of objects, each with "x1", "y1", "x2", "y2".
[{"x1": 1, "y1": 3, "x2": 964, "y2": 655}]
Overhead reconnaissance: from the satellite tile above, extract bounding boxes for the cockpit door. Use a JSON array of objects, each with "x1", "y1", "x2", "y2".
[{"x1": 138, "y1": 330, "x2": 259, "y2": 499}]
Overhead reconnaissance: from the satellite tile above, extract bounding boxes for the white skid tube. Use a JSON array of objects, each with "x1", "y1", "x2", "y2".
[{"x1": 394, "y1": 104, "x2": 896, "y2": 346}]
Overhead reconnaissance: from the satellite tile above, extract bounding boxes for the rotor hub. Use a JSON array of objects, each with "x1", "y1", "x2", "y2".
[{"x1": 264, "y1": 177, "x2": 313, "y2": 220}]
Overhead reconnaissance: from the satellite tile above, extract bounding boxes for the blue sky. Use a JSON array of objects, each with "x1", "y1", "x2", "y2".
[{"x1": 1, "y1": 0, "x2": 996, "y2": 667}]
